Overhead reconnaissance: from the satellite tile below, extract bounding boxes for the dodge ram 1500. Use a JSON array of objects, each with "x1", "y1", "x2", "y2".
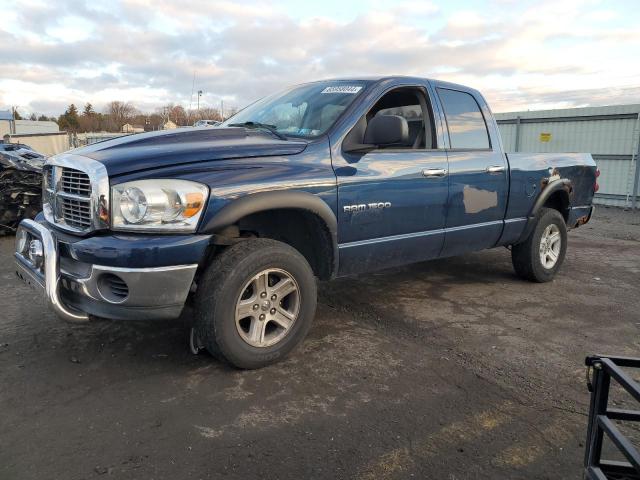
[{"x1": 14, "y1": 77, "x2": 598, "y2": 368}]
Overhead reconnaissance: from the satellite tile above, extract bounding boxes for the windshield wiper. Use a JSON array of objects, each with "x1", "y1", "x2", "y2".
[{"x1": 228, "y1": 121, "x2": 288, "y2": 140}]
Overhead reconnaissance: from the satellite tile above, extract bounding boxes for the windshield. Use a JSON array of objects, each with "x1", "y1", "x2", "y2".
[{"x1": 221, "y1": 81, "x2": 370, "y2": 138}]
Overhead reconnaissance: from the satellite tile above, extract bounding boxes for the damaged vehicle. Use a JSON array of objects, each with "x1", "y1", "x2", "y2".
[
  {"x1": 0, "y1": 142, "x2": 44, "y2": 234},
  {"x1": 14, "y1": 77, "x2": 598, "y2": 369}
]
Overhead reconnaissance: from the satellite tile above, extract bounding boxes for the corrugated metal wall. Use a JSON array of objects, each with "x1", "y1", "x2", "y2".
[{"x1": 495, "y1": 104, "x2": 640, "y2": 208}]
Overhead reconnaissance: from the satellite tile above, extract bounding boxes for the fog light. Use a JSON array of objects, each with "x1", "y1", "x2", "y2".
[{"x1": 28, "y1": 239, "x2": 44, "y2": 269}]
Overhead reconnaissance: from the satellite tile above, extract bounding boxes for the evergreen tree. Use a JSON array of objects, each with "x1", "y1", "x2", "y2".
[
  {"x1": 83, "y1": 102, "x2": 95, "y2": 116},
  {"x1": 66, "y1": 104, "x2": 79, "y2": 124},
  {"x1": 57, "y1": 114, "x2": 69, "y2": 131},
  {"x1": 58, "y1": 104, "x2": 80, "y2": 131}
]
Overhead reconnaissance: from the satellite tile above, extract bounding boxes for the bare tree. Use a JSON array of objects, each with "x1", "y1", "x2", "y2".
[
  {"x1": 157, "y1": 104, "x2": 190, "y2": 126},
  {"x1": 192, "y1": 107, "x2": 222, "y2": 122},
  {"x1": 105, "y1": 101, "x2": 137, "y2": 131}
]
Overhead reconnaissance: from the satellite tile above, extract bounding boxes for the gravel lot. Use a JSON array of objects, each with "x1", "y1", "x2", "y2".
[{"x1": 1, "y1": 207, "x2": 639, "y2": 480}]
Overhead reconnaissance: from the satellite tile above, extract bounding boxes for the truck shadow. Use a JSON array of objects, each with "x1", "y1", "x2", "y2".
[
  {"x1": 38, "y1": 311, "x2": 233, "y2": 375},
  {"x1": 320, "y1": 249, "x2": 516, "y2": 304},
  {"x1": 318, "y1": 248, "x2": 522, "y2": 339}
]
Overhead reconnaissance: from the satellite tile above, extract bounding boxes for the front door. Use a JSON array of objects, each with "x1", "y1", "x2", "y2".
[{"x1": 333, "y1": 86, "x2": 449, "y2": 275}]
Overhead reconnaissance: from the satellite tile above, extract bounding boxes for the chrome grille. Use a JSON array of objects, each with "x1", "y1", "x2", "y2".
[
  {"x1": 55, "y1": 167, "x2": 92, "y2": 230},
  {"x1": 59, "y1": 197, "x2": 92, "y2": 229},
  {"x1": 61, "y1": 168, "x2": 91, "y2": 196},
  {"x1": 44, "y1": 164, "x2": 95, "y2": 233},
  {"x1": 43, "y1": 155, "x2": 108, "y2": 235}
]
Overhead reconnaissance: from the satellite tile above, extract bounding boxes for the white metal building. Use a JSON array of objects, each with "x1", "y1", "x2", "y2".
[
  {"x1": 0, "y1": 113, "x2": 60, "y2": 137},
  {"x1": 495, "y1": 104, "x2": 640, "y2": 208},
  {"x1": 0, "y1": 110, "x2": 14, "y2": 136},
  {"x1": 13, "y1": 120, "x2": 59, "y2": 134}
]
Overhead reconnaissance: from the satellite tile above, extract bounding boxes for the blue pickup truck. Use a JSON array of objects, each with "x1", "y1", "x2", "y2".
[{"x1": 14, "y1": 77, "x2": 598, "y2": 368}]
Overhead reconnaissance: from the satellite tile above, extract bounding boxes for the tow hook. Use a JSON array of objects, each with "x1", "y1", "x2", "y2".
[{"x1": 189, "y1": 327, "x2": 205, "y2": 355}]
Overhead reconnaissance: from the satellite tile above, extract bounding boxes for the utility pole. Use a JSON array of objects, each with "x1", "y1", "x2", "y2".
[{"x1": 220, "y1": 100, "x2": 224, "y2": 121}]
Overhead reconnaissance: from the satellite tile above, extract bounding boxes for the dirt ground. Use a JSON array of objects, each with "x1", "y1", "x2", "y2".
[{"x1": 1, "y1": 206, "x2": 639, "y2": 480}]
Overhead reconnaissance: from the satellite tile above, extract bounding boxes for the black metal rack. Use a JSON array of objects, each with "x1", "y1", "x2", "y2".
[{"x1": 585, "y1": 355, "x2": 640, "y2": 480}]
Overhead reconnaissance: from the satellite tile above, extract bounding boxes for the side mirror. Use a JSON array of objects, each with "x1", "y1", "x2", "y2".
[{"x1": 364, "y1": 115, "x2": 409, "y2": 147}]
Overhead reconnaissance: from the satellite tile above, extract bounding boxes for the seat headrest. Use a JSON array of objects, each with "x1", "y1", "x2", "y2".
[{"x1": 364, "y1": 115, "x2": 409, "y2": 146}]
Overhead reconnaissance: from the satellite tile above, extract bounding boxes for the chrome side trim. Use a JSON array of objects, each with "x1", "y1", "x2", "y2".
[
  {"x1": 338, "y1": 219, "x2": 509, "y2": 249},
  {"x1": 339, "y1": 228, "x2": 443, "y2": 249},
  {"x1": 43, "y1": 153, "x2": 109, "y2": 235},
  {"x1": 16, "y1": 219, "x2": 89, "y2": 323},
  {"x1": 445, "y1": 220, "x2": 504, "y2": 232},
  {"x1": 91, "y1": 264, "x2": 199, "y2": 273}
]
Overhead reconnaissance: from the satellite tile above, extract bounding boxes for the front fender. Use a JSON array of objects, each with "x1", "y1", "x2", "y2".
[{"x1": 199, "y1": 190, "x2": 339, "y2": 275}]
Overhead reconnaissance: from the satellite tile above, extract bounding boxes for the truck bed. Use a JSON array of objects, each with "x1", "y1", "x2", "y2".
[{"x1": 505, "y1": 152, "x2": 597, "y2": 223}]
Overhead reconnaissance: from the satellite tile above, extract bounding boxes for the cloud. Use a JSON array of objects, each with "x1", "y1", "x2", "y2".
[{"x1": 0, "y1": 0, "x2": 639, "y2": 117}]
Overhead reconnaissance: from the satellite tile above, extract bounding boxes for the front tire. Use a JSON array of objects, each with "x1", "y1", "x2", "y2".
[
  {"x1": 194, "y1": 238, "x2": 317, "y2": 369},
  {"x1": 511, "y1": 207, "x2": 567, "y2": 283}
]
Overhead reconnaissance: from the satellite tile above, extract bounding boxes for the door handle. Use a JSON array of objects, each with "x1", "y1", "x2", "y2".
[
  {"x1": 422, "y1": 168, "x2": 447, "y2": 178},
  {"x1": 486, "y1": 165, "x2": 505, "y2": 174}
]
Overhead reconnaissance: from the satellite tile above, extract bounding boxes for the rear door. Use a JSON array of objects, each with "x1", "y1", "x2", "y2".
[{"x1": 435, "y1": 86, "x2": 509, "y2": 257}]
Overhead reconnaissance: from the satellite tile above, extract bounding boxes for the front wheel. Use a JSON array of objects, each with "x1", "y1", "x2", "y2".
[
  {"x1": 193, "y1": 238, "x2": 317, "y2": 369},
  {"x1": 511, "y1": 207, "x2": 568, "y2": 283}
]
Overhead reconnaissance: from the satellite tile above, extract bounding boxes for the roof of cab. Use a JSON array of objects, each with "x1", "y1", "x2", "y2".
[{"x1": 302, "y1": 76, "x2": 477, "y2": 93}]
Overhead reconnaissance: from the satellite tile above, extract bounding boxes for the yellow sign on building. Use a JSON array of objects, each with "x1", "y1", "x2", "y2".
[{"x1": 539, "y1": 133, "x2": 552, "y2": 142}]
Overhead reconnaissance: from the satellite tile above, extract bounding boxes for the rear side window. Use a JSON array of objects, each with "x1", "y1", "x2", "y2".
[{"x1": 437, "y1": 88, "x2": 490, "y2": 149}]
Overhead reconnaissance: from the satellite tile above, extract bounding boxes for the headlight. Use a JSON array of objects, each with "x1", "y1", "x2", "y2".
[{"x1": 111, "y1": 179, "x2": 209, "y2": 232}]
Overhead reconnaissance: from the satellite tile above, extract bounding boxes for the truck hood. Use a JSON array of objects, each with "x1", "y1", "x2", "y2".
[{"x1": 71, "y1": 127, "x2": 308, "y2": 177}]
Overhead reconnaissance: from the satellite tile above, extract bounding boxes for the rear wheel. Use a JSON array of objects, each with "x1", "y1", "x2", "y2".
[
  {"x1": 511, "y1": 207, "x2": 567, "y2": 283},
  {"x1": 193, "y1": 238, "x2": 317, "y2": 369}
]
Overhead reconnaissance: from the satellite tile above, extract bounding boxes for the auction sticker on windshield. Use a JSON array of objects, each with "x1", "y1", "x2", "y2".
[{"x1": 321, "y1": 86, "x2": 362, "y2": 94}]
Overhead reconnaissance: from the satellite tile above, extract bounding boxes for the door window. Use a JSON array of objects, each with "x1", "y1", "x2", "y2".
[
  {"x1": 437, "y1": 88, "x2": 490, "y2": 149},
  {"x1": 345, "y1": 87, "x2": 436, "y2": 150}
]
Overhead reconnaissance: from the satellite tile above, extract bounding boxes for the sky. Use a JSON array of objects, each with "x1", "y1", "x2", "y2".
[{"x1": 1, "y1": 0, "x2": 639, "y2": 117}]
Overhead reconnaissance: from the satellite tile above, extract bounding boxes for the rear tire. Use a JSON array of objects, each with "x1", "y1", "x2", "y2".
[
  {"x1": 193, "y1": 238, "x2": 317, "y2": 369},
  {"x1": 511, "y1": 207, "x2": 567, "y2": 283}
]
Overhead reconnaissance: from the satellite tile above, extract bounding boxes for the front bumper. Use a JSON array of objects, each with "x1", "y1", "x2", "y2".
[{"x1": 14, "y1": 219, "x2": 200, "y2": 322}]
